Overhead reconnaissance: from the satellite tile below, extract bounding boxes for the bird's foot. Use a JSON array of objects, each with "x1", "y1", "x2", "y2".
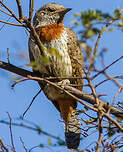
[{"x1": 58, "y1": 79, "x2": 70, "y2": 88}]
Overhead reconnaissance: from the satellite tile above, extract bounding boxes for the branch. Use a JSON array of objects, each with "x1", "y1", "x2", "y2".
[
  {"x1": 20, "y1": 137, "x2": 28, "y2": 152},
  {"x1": 22, "y1": 89, "x2": 41, "y2": 118},
  {"x1": 63, "y1": 85, "x2": 123, "y2": 118},
  {"x1": 0, "y1": 120, "x2": 65, "y2": 144},
  {"x1": 95, "y1": 75, "x2": 123, "y2": 88},
  {"x1": 88, "y1": 19, "x2": 118, "y2": 75},
  {"x1": 0, "y1": 1, "x2": 53, "y2": 67},
  {"x1": 23, "y1": 17, "x2": 48, "y2": 56},
  {"x1": 96, "y1": 114, "x2": 103, "y2": 152},
  {"x1": 92, "y1": 56, "x2": 123, "y2": 80},
  {"x1": 103, "y1": 112, "x2": 123, "y2": 131},
  {"x1": 0, "y1": 1, "x2": 21, "y2": 23},
  {"x1": 0, "y1": 61, "x2": 122, "y2": 119},
  {"x1": 88, "y1": 30, "x2": 102, "y2": 75},
  {"x1": 0, "y1": 8, "x2": 12, "y2": 16},
  {"x1": 29, "y1": 0, "x2": 34, "y2": 21},
  {"x1": 0, "y1": 139, "x2": 8, "y2": 152},
  {"x1": 0, "y1": 61, "x2": 35, "y2": 77},
  {"x1": 16, "y1": 0, "x2": 23, "y2": 19},
  {"x1": 0, "y1": 19, "x2": 24, "y2": 26},
  {"x1": 7, "y1": 112, "x2": 16, "y2": 152}
]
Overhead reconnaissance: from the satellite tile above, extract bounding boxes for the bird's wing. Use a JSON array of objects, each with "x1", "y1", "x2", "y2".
[
  {"x1": 28, "y1": 36, "x2": 61, "y2": 111},
  {"x1": 66, "y1": 28, "x2": 83, "y2": 91},
  {"x1": 28, "y1": 36, "x2": 45, "y2": 87}
]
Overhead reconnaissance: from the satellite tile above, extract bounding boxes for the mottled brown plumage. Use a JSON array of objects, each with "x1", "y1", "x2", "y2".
[{"x1": 28, "y1": 3, "x2": 83, "y2": 150}]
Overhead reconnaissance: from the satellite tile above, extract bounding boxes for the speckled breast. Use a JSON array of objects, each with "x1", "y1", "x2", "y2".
[
  {"x1": 44, "y1": 29, "x2": 72, "y2": 77},
  {"x1": 29, "y1": 26, "x2": 73, "y2": 101},
  {"x1": 30, "y1": 29, "x2": 73, "y2": 78}
]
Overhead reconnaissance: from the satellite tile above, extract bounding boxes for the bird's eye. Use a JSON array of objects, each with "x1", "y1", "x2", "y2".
[{"x1": 40, "y1": 12, "x2": 45, "y2": 16}]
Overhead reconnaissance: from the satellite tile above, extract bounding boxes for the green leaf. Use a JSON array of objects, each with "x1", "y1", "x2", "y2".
[
  {"x1": 47, "y1": 48, "x2": 62, "y2": 59},
  {"x1": 48, "y1": 138, "x2": 52, "y2": 146},
  {"x1": 30, "y1": 61, "x2": 39, "y2": 70},
  {"x1": 74, "y1": 13, "x2": 80, "y2": 17},
  {"x1": 83, "y1": 28, "x2": 100, "y2": 39},
  {"x1": 37, "y1": 126, "x2": 42, "y2": 134},
  {"x1": 114, "y1": 9, "x2": 122, "y2": 18},
  {"x1": 57, "y1": 140, "x2": 65, "y2": 146},
  {"x1": 40, "y1": 55, "x2": 49, "y2": 63},
  {"x1": 117, "y1": 117, "x2": 123, "y2": 122},
  {"x1": 39, "y1": 144, "x2": 44, "y2": 147}
]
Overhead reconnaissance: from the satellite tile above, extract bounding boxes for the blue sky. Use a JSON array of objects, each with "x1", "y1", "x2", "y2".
[{"x1": 0, "y1": 0, "x2": 123, "y2": 151}]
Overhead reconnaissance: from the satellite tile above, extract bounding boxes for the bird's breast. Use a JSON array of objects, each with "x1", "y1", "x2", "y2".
[
  {"x1": 32, "y1": 26, "x2": 72, "y2": 77},
  {"x1": 35, "y1": 23, "x2": 64, "y2": 42},
  {"x1": 45, "y1": 29, "x2": 72, "y2": 77}
]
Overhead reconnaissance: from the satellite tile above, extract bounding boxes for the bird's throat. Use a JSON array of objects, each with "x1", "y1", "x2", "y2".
[{"x1": 35, "y1": 23, "x2": 64, "y2": 42}]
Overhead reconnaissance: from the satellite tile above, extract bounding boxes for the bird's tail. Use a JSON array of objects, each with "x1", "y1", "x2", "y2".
[
  {"x1": 65, "y1": 109, "x2": 80, "y2": 150},
  {"x1": 58, "y1": 100, "x2": 80, "y2": 150}
]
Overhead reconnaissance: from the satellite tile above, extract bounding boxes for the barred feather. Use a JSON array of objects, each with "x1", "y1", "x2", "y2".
[{"x1": 65, "y1": 109, "x2": 80, "y2": 149}]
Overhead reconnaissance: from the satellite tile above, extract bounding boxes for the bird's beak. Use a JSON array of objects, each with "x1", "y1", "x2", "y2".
[
  {"x1": 60, "y1": 8, "x2": 72, "y2": 14},
  {"x1": 54, "y1": 8, "x2": 72, "y2": 16},
  {"x1": 53, "y1": 8, "x2": 72, "y2": 23}
]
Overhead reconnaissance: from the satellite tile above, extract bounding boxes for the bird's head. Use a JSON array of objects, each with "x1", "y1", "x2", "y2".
[{"x1": 33, "y1": 3, "x2": 72, "y2": 28}]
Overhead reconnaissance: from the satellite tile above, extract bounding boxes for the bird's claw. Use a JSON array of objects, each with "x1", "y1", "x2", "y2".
[{"x1": 58, "y1": 79, "x2": 70, "y2": 89}]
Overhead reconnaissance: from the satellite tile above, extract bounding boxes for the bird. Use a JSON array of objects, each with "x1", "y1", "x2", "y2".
[{"x1": 28, "y1": 3, "x2": 83, "y2": 150}]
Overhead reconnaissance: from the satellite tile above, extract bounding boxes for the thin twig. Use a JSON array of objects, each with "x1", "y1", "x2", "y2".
[
  {"x1": 20, "y1": 137, "x2": 28, "y2": 152},
  {"x1": 0, "y1": 2, "x2": 51, "y2": 62},
  {"x1": 0, "y1": 16, "x2": 11, "y2": 31},
  {"x1": 63, "y1": 85, "x2": 123, "y2": 118},
  {"x1": 112, "y1": 87, "x2": 122, "y2": 107},
  {"x1": 104, "y1": 71, "x2": 123, "y2": 88},
  {"x1": 11, "y1": 78, "x2": 29, "y2": 88},
  {"x1": 0, "y1": 19, "x2": 24, "y2": 26},
  {"x1": 88, "y1": 31, "x2": 102, "y2": 75},
  {"x1": 23, "y1": 17, "x2": 48, "y2": 56},
  {"x1": 7, "y1": 48, "x2": 10, "y2": 63},
  {"x1": 103, "y1": 112, "x2": 123, "y2": 131},
  {"x1": 16, "y1": 0, "x2": 23, "y2": 19},
  {"x1": 88, "y1": 19, "x2": 119, "y2": 76},
  {"x1": 22, "y1": 89, "x2": 42, "y2": 118},
  {"x1": 96, "y1": 114, "x2": 103, "y2": 152},
  {"x1": 29, "y1": 0, "x2": 34, "y2": 21},
  {"x1": 100, "y1": 55, "x2": 123, "y2": 88},
  {"x1": 107, "y1": 87, "x2": 122, "y2": 114},
  {"x1": 0, "y1": 8, "x2": 12, "y2": 16},
  {"x1": 0, "y1": 120, "x2": 65, "y2": 143},
  {"x1": 0, "y1": 139, "x2": 8, "y2": 152},
  {"x1": 95, "y1": 75, "x2": 123, "y2": 88},
  {"x1": 29, "y1": 0, "x2": 32, "y2": 21},
  {"x1": 92, "y1": 56, "x2": 123, "y2": 80},
  {"x1": 86, "y1": 75, "x2": 99, "y2": 106},
  {"x1": 0, "y1": 1, "x2": 22, "y2": 23},
  {"x1": 7, "y1": 112, "x2": 16, "y2": 152}
]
